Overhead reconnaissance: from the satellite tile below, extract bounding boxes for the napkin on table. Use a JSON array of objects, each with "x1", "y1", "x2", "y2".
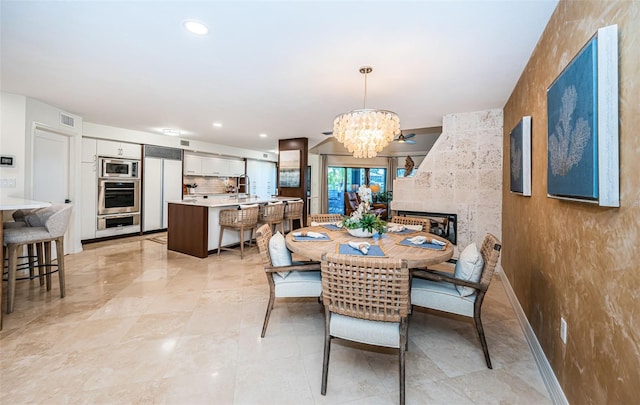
[
  {"x1": 407, "y1": 236, "x2": 446, "y2": 245},
  {"x1": 387, "y1": 224, "x2": 406, "y2": 233},
  {"x1": 348, "y1": 241, "x2": 370, "y2": 255},
  {"x1": 293, "y1": 231, "x2": 325, "y2": 238},
  {"x1": 311, "y1": 221, "x2": 343, "y2": 228}
]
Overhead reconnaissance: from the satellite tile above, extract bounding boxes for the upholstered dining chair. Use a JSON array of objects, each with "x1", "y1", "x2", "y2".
[
  {"x1": 306, "y1": 213, "x2": 343, "y2": 227},
  {"x1": 389, "y1": 216, "x2": 431, "y2": 231},
  {"x1": 3, "y1": 204, "x2": 73, "y2": 313},
  {"x1": 255, "y1": 224, "x2": 322, "y2": 338},
  {"x1": 283, "y1": 199, "x2": 304, "y2": 233},
  {"x1": 218, "y1": 204, "x2": 260, "y2": 259},
  {"x1": 320, "y1": 253, "x2": 410, "y2": 405},
  {"x1": 410, "y1": 233, "x2": 502, "y2": 368}
]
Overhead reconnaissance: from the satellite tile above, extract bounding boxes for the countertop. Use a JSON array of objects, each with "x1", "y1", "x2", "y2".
[{"x1": 168, "y1": 196, "x2": 299, "y2": 208}]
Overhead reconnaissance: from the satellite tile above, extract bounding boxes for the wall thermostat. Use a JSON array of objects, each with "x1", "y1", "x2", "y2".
[{"x1": 0, "y1": 155, "x2": 16, "y2": 167}]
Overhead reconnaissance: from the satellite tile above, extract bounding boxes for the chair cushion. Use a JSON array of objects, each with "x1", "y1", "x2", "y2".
[
  {"x1": 268, "y1": 231, "x2": 292, "y2": 278},
  {"x1": 273, "y1": 270, "x2": 322, "y2": 297},
  {"x1": 330, "y1": 313, "x2": 400, "y2": 348},
  {"x1": 454, "y1": 243, "x2": 484, "y2": 296},
  {"x1": 3, "y1": 226, "x2": 52, "y2": 245},
  {"x1": 411, "y1": 278, "x2": 476, "y2": 317}
]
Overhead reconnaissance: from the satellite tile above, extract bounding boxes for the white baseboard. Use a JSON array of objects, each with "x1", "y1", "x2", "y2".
[{"x1": 498, "y1": 273, "x2": 569, "y2": 405}]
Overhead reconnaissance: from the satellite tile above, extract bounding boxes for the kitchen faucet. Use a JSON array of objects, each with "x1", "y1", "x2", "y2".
[{"x1": 237, "y1": 174, "x2": 251, "y2": 199}]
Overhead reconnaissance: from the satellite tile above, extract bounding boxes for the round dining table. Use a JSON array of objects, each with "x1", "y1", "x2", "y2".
[{"x1": 285, "y1": 225, "x2": 454, "y2": 268}]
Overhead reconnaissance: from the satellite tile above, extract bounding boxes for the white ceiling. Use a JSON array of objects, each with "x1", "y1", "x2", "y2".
[{"x1": 0, "y1": 0, "x2": 558, "y2": 155}]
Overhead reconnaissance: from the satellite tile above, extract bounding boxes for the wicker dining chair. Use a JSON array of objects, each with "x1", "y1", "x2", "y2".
[
  {"x1": 410, "y1": 233, "x2": 502, "y2": 368},
  {"x1": 389, "y1": 216, "x2": 431, "y2": 232},
  {"x1": 258, "y1": 202, "x2": 286, "y2": 234},
  {"x1": 217, "y1": 205, "x2": 260, "y2": 259},
  {"x1": 255, "y1": 224, "x2": 322, "y2": 337},
  {"x1": 320, "y1": 253, "x2": 410, "y2": 405},
  {"x1": 307, "y1": 213, "x2": 343, "y2": 227},
  {"x1": 283, "y1": 199, "x2": 304, "y2": 233}
]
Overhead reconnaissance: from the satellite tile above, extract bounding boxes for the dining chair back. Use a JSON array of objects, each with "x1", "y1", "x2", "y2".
[
  {"x1": 320, "y1": 253, "x2": 410, "y2": 404},
  {"x1": 389, "y1": 216, "x2": 431, "y2": 231},
  {"x1": 307, "y1": 213, "x2": 343, "y2": 227}
]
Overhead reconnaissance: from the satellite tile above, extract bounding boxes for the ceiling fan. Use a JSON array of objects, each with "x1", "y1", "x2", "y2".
[{"x1": 394, "y1": 132, "x2": 416, "y2": 144}]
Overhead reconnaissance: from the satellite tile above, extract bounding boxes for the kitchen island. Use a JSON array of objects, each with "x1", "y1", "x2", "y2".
[{"x1": 167, "y1": 196, "x2": 298, "y2": 258}]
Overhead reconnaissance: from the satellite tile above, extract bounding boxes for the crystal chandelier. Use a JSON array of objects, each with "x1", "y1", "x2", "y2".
[{"x1": 333, "y1": 66, "x2": 400, "y2": 158}]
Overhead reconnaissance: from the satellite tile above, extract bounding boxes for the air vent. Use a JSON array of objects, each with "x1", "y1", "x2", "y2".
[
  {"x1": 60, "y1": 113, "x2": 75, "y2": 128},
  {"x1": 180, "y1": 140, "x2": 190, "y2": 146}
]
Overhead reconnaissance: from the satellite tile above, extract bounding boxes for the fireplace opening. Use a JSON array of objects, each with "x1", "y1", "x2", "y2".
[{"x1": 395, "y1": 210, "x2": 457, "y2": 245}]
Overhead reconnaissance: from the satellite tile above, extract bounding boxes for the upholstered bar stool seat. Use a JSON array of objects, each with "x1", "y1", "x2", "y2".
[
  {"x1": 3, "y1": 204, "x2": 73, "y2": 314},
  {"x1": 283, "y1": 199, "x2": 304, "y2": 233},
  {"x1": 258, "y1": 202, "x2": 285, "y2": 234},
  {"x1": 3, "y1": 209, "x2": 37, "y2": 279},
  {"x1": 218, "y1": 205, "x2": 260, "y2": 259}
]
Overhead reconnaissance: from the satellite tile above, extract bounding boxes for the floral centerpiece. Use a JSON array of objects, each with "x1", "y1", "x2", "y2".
[{"x1": 342, "y1": 185, "x2": 387, "y2": 237}]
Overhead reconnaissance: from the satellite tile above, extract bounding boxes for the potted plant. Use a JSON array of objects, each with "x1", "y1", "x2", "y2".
[{"x1": 342, "y1": 186, "x2": 386, "y2": 237}]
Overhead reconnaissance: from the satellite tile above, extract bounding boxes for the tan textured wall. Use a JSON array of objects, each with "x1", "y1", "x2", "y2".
[
  {"x1": 502, "y1": 1, "x2": 640, "y2": 403},
  {"x1": 392, "y1": 109, "x2": 503, "y2": 254}
]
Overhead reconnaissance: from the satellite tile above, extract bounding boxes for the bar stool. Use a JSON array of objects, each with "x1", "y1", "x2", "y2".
[
  {"x1": 218, "y1": 205, "x2": 260, "y2": 259},
  {"x1": 258, "y1": 202, "x2": 285, "y2": 234},
  {"x1": 283, "y1": 199, "x2": 304, "y2": 233},
  {"x1": 3, "y1": 209, "x2": 37, "y2": 279},
  {"x1": 3, "y1": 204, "x2": 73, "y2": 314}
]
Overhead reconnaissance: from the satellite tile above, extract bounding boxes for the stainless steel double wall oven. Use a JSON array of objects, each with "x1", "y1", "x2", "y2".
[{"x1": 97, "y1": 158, "x2": 140, "y2": 232}]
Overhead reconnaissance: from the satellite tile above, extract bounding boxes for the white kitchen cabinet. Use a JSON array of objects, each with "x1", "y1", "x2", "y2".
[
  {"x1": 97, "y1": 139, "x2": 141, "y2": 159},
  {"x1": 80, "y1": 161, "x2": 97, "y2": 240},
  {"x1": 81, "y1": 138, "x2": 97, "y2": 163},
  {"x1": 143, "y1": 147, "x2": 183, "y2": 231},
  {"x1": 202, "y1": 156, "x2": 226, "y2": 176},
  {"x1": 227, "y1": 159, "x2": 245, "y2": 177},
  {"x1": 183, "y1": 154, "x2": 202, "y2": 175},
  {"x1": 247, "y1": 159, "x2": 276, "y2": 197}
]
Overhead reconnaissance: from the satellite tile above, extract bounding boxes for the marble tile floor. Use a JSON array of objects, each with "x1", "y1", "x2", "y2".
[{"x1": 0, "y1": 233, "x2": 551, "y2": 404}]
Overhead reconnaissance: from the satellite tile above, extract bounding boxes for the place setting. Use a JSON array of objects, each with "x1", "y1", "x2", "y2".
[
  {"x1": 310, "y1": 221, "x2": 344, "y2": 231},
  {"x1": 291, "y1": 230, "x2": 332, "y2": 241},
  {"x1": 385, "y1": 223, "x2": 422, "y2": 235},
  {"x1": 337, "y1": 241, "x2": 387, "y2": 257},
  {"x1": 397, "y1": 235, "x2": 447, "y2": 250}
]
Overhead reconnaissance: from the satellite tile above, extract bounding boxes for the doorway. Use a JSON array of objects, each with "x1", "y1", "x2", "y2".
[{"x1": 33, "y1": 127, "x2": 71, "y2": 254}]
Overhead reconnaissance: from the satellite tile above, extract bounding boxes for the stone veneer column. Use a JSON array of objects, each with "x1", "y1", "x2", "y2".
[{"x1": 391, "y1": 108, "x2": 503, "y2": 254}]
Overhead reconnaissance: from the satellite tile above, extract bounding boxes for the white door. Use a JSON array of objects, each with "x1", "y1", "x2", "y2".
[
  {"x1": 33, "y1": 128, "x2": 70, "y2": 255},
  {"x1": 162, "y1": 159, "x2": 183, "y2": 228},
  {"x1": 33, "y1": 129, "x2": 69, "y2": 204}
]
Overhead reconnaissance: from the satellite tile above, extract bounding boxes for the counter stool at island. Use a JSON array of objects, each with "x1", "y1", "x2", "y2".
[
  {"x1": 3, "y1": 204, "x2": 73, "y2": 314},
  {"x1": 283, "y1": 199, "x2": 304, "y2": 233},
  {"x1": 258, "y1": 201, "x2": 285, "y2": 235},
  {"x1": 217, "y1": 205, "x2": 260, "y2": 259}
]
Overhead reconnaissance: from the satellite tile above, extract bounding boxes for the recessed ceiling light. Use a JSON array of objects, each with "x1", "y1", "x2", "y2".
[
  {"x1": 163, "y1": 128, "x2": 181, "y2": 136},
  {"x1": 259, "y1": 133, "x2": 268, "y2": 138},
  {"x1": 213, "y1": 122, "x2": 222, "y2": 128},
  {"x1": 183, "y1": 20, "x2": 208, "y2": 36}
]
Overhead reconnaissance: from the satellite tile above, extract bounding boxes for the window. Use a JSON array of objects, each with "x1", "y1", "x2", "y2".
[{"x1": 327, "y1": 166, "x2": 387, "y2": 214}]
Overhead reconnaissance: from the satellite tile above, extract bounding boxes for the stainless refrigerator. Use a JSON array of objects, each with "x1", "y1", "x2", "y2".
[{"x1": 142, "y1": 145, "x2": 183, "y2": 232}]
